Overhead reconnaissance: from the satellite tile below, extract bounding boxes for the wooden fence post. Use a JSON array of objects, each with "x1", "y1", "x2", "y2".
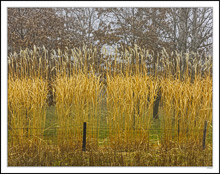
[
  {"x1": 82, "y1": 122, "x2": 87, "y2": 151},
  {"x1": 203, "y1": 121, "x2": 208, "y2": 150},
  {"x1": 47, "y1": 64, "x2": 53, "y2": 106},
  {"x1": 153, "y1": 88, "x2": 161, "y2": 119},
  {"x1": 26, "y1": 109, "x2": 28, "y2": 137},
  {"x1": 133, "y1": 91, "x2": 136, "y2": 130},
  {"x1": 178, "y1": 119, "x2": 180, "y2": 141}
]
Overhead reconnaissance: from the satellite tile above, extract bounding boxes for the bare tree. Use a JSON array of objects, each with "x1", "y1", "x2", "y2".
[
  {"x1": 8, "y1": 8, "x2": 65, "y2": 52},
  {"x1": 96, "y1": 8, "x2": 167, "y2": 51},
  {"x1": 8, "y1": 7, "x2": 213, "y2": 55},
  {"x1": 156, "y1": 8, "x2": 213, "y2": 54}
]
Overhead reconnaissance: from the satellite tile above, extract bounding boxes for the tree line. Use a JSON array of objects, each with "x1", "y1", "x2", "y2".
[{"x1": 8, "y1": 7, "x2": 212, "y2": 55}]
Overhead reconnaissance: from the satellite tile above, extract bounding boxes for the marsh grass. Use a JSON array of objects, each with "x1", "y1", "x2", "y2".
[{"x1": 7, "y1": 45, "x2": 212, "y2": 166}]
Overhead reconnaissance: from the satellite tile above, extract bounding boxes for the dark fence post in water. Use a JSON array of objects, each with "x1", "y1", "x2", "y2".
[
  {"x1": 203, "y1": 121, "x2": 208, "y2": 150},
  {"x1": 153, "y1": 88, "x2": 161, "y2": 119},
  {"x1": 82, "y1": 122, "x2": 87, "y2": 151}
]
